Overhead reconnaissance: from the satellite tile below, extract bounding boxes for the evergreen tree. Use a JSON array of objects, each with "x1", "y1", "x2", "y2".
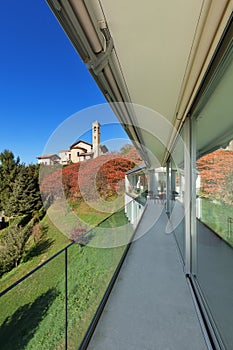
[
  {"x1": 0, "y1": 150, "x2": 21, "y2": 210},
  {"x1": 0, "y1": 225, "x2": 31, "y2": 274},
  {"x1": 4, "y1": 166, "x2": 42, "y2": 217}
]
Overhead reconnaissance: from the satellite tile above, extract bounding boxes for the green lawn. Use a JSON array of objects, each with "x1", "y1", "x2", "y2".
[
  {"x1": 70, "y1": 200, "x2": 110, "y2": 226},
  {"x1": 0, "y1": 206, "x2": 132, "y2": 349},
  {"x1": 200, "y1": 198, "x2": 233, "y2": 246},
  {"x1": 0, "y1": 215, "x2": 69, "y2": 293}
]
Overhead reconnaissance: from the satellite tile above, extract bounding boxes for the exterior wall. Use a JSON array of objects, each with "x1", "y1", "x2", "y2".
[
  {"x1": 125, "y1": 167, "x2": 148, "y2": 228},
  {"x1": 75, "y1": 141, "x2": 92, "y2": 152},
  {"x1": 70, "y1": 148, "x2": 83, "y2": 163},
  {"x1": 79, "y1": 153, "x2": 93, "y2": 161},
  {"x1": 59, "y1": 151, "x2": 71, "y2": 164},
  {"x1": 125, "y1": 193, "x2": 145, "y2": 228},
  {"x1": 38, "y1": 158, "x2": 51, "y2": 165},
  {"x1": 70, "y1": 142, "x2": 93, "y2": 163},
  {"x1": 37, "y1": 155, "x2": 60, "y2": 165}
]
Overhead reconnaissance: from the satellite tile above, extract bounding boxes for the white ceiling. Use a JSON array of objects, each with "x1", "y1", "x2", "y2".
[
  {"x1": 93, "y1": 0, "x2": 204, "y2": 166},
  {"x1": 47, "y1": 0, "x2": 231, "y2": 167}
]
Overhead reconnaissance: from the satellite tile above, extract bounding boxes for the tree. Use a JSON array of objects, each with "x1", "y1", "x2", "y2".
[
  {"x1": 0, "y1": 225, "x2": 30, "y2": 275},
  {"x1": 120, "y1": 144, "x2": 133, "y2": 155},
  {"x1": 4, "y1": 166, "x2": 43, "y2": 217},
  {"x1": 120, "y1": 144, "x2": 142, "y2": 165},
  {"x1": 197, "y1": 149, "x2": 233, "y2": 204},
  {"x1": 223, "y1": 170, "x2": 233, "y2": 205},
  {"x1": 62, "y1": 163, "x2": 81, "y2": 200},
  {"x1": 96, "y1": 157, "x2": 135, "y2": 199},
  {"x1": 0, "y1": 150, "x2": 21, "y2": 210},
  {"x1": 0, "y1": 150, "x2": 43, "y2": 217},
  {"x1": 40, "y1": 166, "x2": 64, "y2": 207},
  {"x1": 40, "y1": 153, "x2": 136, "y2": 205}
]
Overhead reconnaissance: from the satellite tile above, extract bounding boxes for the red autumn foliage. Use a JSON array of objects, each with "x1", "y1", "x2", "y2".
[
  {"x1": 120, "y1": 144, "x2": 142, "y2": 165},
  {"x1": 62, "y1": 163, "x2": 80, "y2": 200},
  {"x1": 96, "y1": 157, "x2": 135, "y2": 199},
  {"x1": 40, "y1": 154, "x2": 136, "y2": 205},
  {"x1": 197, "y1": 149, "x2": 233, "y2": 204},
  {"x1": 39, "y1": 166, "x2": 63, "y2": 206},
  {"x1": 76, "y1": 155, "x2": 135, "y2": 202}
]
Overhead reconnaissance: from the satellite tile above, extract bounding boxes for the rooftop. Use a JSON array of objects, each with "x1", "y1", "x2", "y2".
[{"x1": 37, "y1": 154, "x2": 60, "y2": 159}]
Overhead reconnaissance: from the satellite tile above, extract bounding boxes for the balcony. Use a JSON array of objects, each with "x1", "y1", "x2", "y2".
[
  {"x1": 0, "y1": 0, "x2": 232, "y2": 348},
  {"x1": 86, "y1": 200, "x2": 208, "y2": 350},
  {"x1": 0, "y1": 197, "x2": 209, "y2": 349}
]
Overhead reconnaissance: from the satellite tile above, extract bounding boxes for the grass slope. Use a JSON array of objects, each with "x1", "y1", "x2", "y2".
[
  {"x1": 0, "y1": 215, "x2": 69, "y2": 292},
  {"x1": 200, "y1": 198, "x2": 233, "y2": 245},
  {"x1": 0, "y1": 208, "x2": 132, "y2": 349}
]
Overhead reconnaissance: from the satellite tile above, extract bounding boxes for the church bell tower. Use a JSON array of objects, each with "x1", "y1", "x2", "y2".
[{"x1": 92, "y1": 121, "x2": 100, "y2": 158}]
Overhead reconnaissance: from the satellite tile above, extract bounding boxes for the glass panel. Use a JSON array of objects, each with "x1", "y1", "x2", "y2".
[
  {"x1": 195, "y1": 140, "x2": 233, "y2": 348},
  {"x1": 156, "y1": 169, "x2": 167, "y2": 202},
  {"x1": 196, "y1": 149, "x2": 233, "y2": 245},
  {"x1": 170, "y1": 129, "x2": 185, "y2": 261},
  {"x1": 125, "y1": 169, "x2": 148, "y2": 198},
  {"x1": 194, "y1": 36, "x2": 233, "y2": 348},
  {"x1": 67, "y1": 201, "x2": 140, "y2": 348},
  {"x1": 0, "y1": 200, "x2": 145, "y2": 350},
  {"x1": 0, "y1": 252, "x2": 66, "y2": 350}
]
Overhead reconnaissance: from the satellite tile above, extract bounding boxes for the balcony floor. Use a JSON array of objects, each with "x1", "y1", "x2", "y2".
[{"x1": 87, "y1": 201, "x2": 208, "y2": 350}]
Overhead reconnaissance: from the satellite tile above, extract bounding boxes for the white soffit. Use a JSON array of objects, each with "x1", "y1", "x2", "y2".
[
  {"x1": 88, "y1": 0, "x2": 206, "y2": 166},
  {"x1": 92, "y1": 0, "x2": 203, "y2": 121},
  {"x1": 96, "y1": 0, "x2": 204, "y2": 124}
]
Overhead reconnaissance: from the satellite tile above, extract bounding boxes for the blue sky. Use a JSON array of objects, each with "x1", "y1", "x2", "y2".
[{"x1": 0, "y1": 1, "x2": 130, "y2": 164}]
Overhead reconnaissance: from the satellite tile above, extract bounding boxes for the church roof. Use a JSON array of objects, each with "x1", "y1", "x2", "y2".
[{"x1": 70, "y1": 140, "x2": 92, "y2": 149}]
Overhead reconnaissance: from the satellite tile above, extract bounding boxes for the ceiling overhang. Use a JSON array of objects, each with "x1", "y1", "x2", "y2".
[{"x1": 46, "y1": 0, "x2": 233, "y2": 167}]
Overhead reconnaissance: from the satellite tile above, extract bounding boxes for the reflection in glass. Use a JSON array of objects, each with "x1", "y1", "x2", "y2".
[
  {"x1": 196, "y1": 147, "x2": 233, "y2": 245},
  {"x1": 195, "y1": 143, "x2": 233, "y2": 349},
  {"x1": 170, "y1": 129, "x2": 185, "y2": 262},
  {"x1": 125, "y1": 166, "x2": 148, "y2": 198},
  {"x1": 193, "y1": 40, "x2": 233, "y2": 348}
]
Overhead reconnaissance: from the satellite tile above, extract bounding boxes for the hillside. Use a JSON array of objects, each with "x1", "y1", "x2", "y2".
[{"x1": 40, "y1": 150, "x2": 139, "y2": 207}]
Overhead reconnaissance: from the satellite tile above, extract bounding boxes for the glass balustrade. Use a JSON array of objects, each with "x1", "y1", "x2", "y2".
[{"x1": 0, "y1": 198, "x2": 146, "y2": 350}]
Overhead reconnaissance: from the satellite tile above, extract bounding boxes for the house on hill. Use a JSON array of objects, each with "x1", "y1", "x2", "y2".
[
  {"x1": 59, "y1": 140, "x2": 93, "y2": 164},
  {"x1": 38, "y1": 121, "x2": 108, "y2": 165},
  {"x1": 37, "y1": 154, "x2": 61, "y2": 165}
]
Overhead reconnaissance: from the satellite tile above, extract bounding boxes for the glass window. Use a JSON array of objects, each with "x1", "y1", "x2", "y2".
[
  {"x1": 192, "y1": 30, "x2": 233, "y2": 348},
  {"x1": 196, "y1": 145, "x2": 233, "y2": 245}
]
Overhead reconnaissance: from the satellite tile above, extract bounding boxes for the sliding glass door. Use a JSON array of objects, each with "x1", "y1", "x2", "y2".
[
  {"x1": 191, "y1": 23, "x2": 233, "y2": 348},
  {"x1": 170, "y1": 131, "x2": 185, "y2": 263}
]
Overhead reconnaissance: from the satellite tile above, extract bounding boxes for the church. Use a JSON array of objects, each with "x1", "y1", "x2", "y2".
[{"x1": 37, "y1": 121, "x2": 108, "y2": 165}]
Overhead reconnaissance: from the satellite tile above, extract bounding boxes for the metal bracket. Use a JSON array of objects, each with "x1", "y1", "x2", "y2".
[
  {"x1": 51, "y1": 0, "x2": 62, "y2": 11},
  {"x1": 86, "y1": 37, "x2": 114, "y2": 75}
]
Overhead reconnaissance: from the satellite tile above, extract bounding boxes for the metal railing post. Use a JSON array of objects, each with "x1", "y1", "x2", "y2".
[{"x1": 65, "y1": 247, "x2": 68, "y2": 350}]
